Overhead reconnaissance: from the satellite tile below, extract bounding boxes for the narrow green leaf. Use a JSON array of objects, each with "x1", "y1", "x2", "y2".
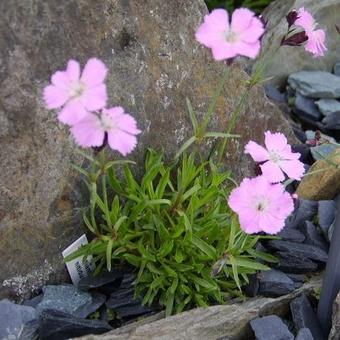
[
  {"x1": 106, "y1": 239, "x2": 114, "y2": 272},
  {"x1": 192, "y1": 235, "x2": 216, "y2": 260},
  {"x1": 174, "y1": 136, "x2": 197, "y2": 159},
  {"x1": 186, "y1": 97, "x2": 198, "y2": 131},
  {"x1": 114, "y1": 216, "x2": 128, "y2": 232},
  {"x1": 203, "y1": 132, "x2": 240, "y2": 139}
]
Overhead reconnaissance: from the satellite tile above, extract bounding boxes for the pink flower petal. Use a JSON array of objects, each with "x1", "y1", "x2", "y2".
[
  {"x1": 231, "y1": 8, "x2": 255, "y2": 34},
  {"x1": 66, "y1": 60, "x2": 81, "y2": 82},
  {"x1": 240, "y1": 17, "x2": 265, "y2": 43},
  {"x1": 51, "y1": 71, "x2": 70, "y2": 90},
  {"x1": 295, "y1": 7, "x2": 315, "y2": 31},
  {"x1": 279, "y1": 160, "x2": 305, "y2": 181},
  {"x1": 211, "y1": 41, "x2": 238, "y2": 60},
  {"x1": 83, "y1": 84, "x2": 108, "y2": 111},
  {"x1": 239, "y1": 209, "x2": 262, "y2": 234},
  {"x1": 43, "y1": 85, "x2": 68, "y2": 109},
  {"x1": 70, "y1": 114, "x2": 105, "y2": 148},
  {"x1": 245, "y1": 141, "x2": 269, "y2": 162},
  {"x1": 305, "y1": 29, "x2": 327, "y2": 57},
  {"x1": 81, "y1": 58, "x2": 108, "y2": 87},
  {"x1": 195, "y1": 9, "x2": 229, "y2": 49},
  {"x1": 57, "y1": 99, "x2": 88, "y2": 126},
  {"x1": 260, "y1": 161, "x2": 285, "y2": 183},
  {"x1": 116, "y1": 113, "x2": 142, "y2": 135},
  {"x1": 233, "y1": 41, "x2": 261, "y2": 59},
  {"x1": 264, "y1": 131, "x2": 288, "y2": 152},
  {"x1": 108, "y1": 129, "x2": 138, "y2": 156},
  {"x1": 259, "y1": 213, "x2": 285, "y2": 234}
]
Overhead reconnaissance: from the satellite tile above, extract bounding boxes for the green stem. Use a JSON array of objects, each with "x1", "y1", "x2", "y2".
[{"x1": 102, "y1": 174, "x2": 113, "y2": 231}]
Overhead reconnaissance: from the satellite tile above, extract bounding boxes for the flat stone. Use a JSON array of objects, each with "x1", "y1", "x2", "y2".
[
  {"x1": 0, "y1": 0, "x2": 297, "y2": 301},
  {"x1": 294, "y1": 94, "x2": 322, "y2": 121},
  {"x1": 316, "y1": 99, "x2": 340, "y2": 116},
  {"x1": 75, "y1": 292, "x2": 106, "y2": 319},
  {"x1": 285, "y1": 274, "x2": 306, "y2": 283},
  {"x1": 39, "y1": 309, "x2": 112, "y2": 339},
  {"x1": 277, "y1": 227, "x2": 305, "y2": 243},
  {"x1": 295, "y1": 328, "x2": 314, "y2": 340},
  {"x1": 250, "y1": 315, "x2": 294, "y2": 340},
  {"x1": 318, "y1": 200, "x2": 336, "y2": 237},
  {"x1": 290, "y1": 295, "x2": 325, "y2": 340},
  {"x1": 264, "y1": 84, "x2": 287, "y2": 103},
  {"x1": 267, "y1": 240, "x2": 328, "y2": 263},
  {"x1": 22, "y1": 293, "x2": 44, "y2": 308},
  {"x1": 297, "y1": 149, "x2": 340, "y2": 200},
  {"x1": 334, "y1": 62, "x2": 340, "y2": 77},
  {"x1": 288, "y1": 72, "x2": 340, "y2": 99},
  {"x1": 0, "y1": 299, "x2": 37, "y2": 339},
  {"x1": 300, "y1": 221, "x2": 328, "y2": 251},
  {"x1": 37, "y1": 285, "x2": 92, "y2": 316},
  {"x1": 78, "y1": 269, "x2": 123, "y2": 295},
  {"x1": 285, "y1": 199, "x2": 318, "y2": 229},
  {"x1": 329, "y1": 292, "x2": 340, "y2": 340},
  {"x1": 311, "y1": 143, "x2": 338, "y2": 161},
  {"x1": 275, "y1": 252, "x2": 318, "y2": 274},
  {"x1": 244, "y1": 274, "x2": 260, "y2": 297},
  {"x1": 19, "y1": 319, "x2": 40, "y2": 340},
  {"x1": 291, "y1": 144, "x2": 313, "y2": 165},
  {"x1": 322, "y1": 112, "x2": 340, "y2": 130},
  {"x1": 76, "y1": 276, "x2": 323, "y2": 340},
  {"x1": 258, "y1": 269, "x2": 295, "y2": 297}
]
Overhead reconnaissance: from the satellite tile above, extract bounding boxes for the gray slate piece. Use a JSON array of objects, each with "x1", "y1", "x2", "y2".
[
  {"x1": 295, "y1": 327, "x2": 314, "y2": 340},
  {"x1": 37, "y1": 285, "x2": 92, "y2": 316},
  {"x1": 288, "y1": 71, "x2": 340, "y2": 98},
  {"x1": 250, "y1": 315, "x2": 294, "y2": 340},
  {"x1": 316, "y1": 99, "x2": 340, "y2": 116},
  {"x1": 300, "y1": 221, "x2": 328, "y2": 251},
  {"x1": 290, "y1": 295, "x2": 325, "y2": 340},
  {"x1": 295, "y1": 94, "x2": 322, "y2": 121},
  {"x1": 0, "y1": 299, "x2": 37, "y2": 339},
  {"x1": 258, "y1": 269, "x2": 295, "y2": 297}
]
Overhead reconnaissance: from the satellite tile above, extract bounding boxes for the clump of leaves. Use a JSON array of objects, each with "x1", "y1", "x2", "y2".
[
  {"x1": 67, "y1": 147, "x2": 276, "y2": 316},
  {"x1": 205, "y1": 0, "x2": 273, "y2": 14}
]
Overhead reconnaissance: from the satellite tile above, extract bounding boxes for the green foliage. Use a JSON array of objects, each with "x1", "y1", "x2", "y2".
[
  {"x1": 67, "y1": 148, "x2": 275, "y2": 316},
  {"x1": 205, "y1": 0, "x2": 273, "y2": 14}
]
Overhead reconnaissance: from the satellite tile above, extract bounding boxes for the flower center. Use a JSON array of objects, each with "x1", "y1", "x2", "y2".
[
  {"x1": 224, "y1": 29, "x2": 238, "y2": 43},
  {"x1": 69, "y1": 81, "x2": 85, "y2": 98},
  {"x1": 254, "y1": 197, "x2": 268, "y2": 212},
  {"x1": 100, "y1": 113, "x2": 116, "y2": 131},
  {"x1": 269, "y1": 151, "x2": 282, "y2": 163}
]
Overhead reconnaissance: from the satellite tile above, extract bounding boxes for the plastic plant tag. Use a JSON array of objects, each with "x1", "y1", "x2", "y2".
[{"x1": 62, "y1": 234, "x2": 95, "y2": 286}]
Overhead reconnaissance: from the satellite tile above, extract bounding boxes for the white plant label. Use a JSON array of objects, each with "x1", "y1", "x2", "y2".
[{"x1": 62, "y1": 234, "x2": 94, "y2": 286}]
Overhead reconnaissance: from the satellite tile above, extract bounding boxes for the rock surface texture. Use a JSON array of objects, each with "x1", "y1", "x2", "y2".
[
  {"x1": 0, "y1": 0, "x2": 296, "y2": 300},
  {"x1": 256, "y1": 0, "x2": 340, "y2": 86}
]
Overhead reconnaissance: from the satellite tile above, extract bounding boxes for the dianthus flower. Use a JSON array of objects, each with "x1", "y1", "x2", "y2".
[
  {"x1": 44, "y1": 58, "x2": 108, "y2": 125},
  {"x1": 228, "y1": 176, "x2": 294, "y2": 234},
  {"x1": 294, "y1": 7, "x2": 327, "y2": 57},
  {"x1": 71, "y1": 107, "x2": 141, "y2": 156},
  {"x1": 195, "y1": 8, "x2": 265, "y2": 61},
  {"x1": 245, "y1": 131, "x2": 305, "y2": 183}
]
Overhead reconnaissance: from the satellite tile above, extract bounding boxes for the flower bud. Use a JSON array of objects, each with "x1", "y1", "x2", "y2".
[
  {"x1": 286, "y1": 10, "x2": 298, "y2": 28},
  {"x1": 281, "y1": 31, "x2": 308, "y2": 46}
]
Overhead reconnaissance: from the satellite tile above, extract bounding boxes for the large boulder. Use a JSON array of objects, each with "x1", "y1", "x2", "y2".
[
  {"x1": 0, "y1": 0, "x2": 296, "y2": 300},
  {"x1": 255, "y1": 0, "x2": 340, "y2": 86}
]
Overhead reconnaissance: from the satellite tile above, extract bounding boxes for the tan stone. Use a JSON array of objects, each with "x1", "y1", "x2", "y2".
[
  {"x1": 329, "y1": 292, "x2": 340, "y2": 340},
  {"x1": 297, "y1": 149, "x2": 340, "y2": 200}
]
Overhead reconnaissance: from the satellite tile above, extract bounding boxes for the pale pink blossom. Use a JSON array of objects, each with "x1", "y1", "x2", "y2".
[
  {"x1": 245, "y1": 131, "x2": 305, "y2": 183},
  {"x1": 294, "y1": 7, "x2": 327, "y2": 57},
  {"x1": 43, "y1": 58, "x2": 108, "y2": 125},
  {"x1": 71, "y1": 107, "x2": 141, "y2": 156},
  {"x1": 195, "y1": 8, "x2": 265, "y2": 61},
  {"x1": 228, "y1": 176, "x2": 294, "y2": 234}
]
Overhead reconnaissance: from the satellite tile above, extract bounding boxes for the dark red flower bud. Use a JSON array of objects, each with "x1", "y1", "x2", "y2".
[
  {"x1": 286, "y1": 10, "x2": 299, "y2": 28},
  {"x1": 281, "y1": 31, "x2": 308, "y2": 46}
]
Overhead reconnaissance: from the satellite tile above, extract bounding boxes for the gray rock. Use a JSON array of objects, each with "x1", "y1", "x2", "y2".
[
  {"x1": 0, "y1": 0, "x2": 297, "y2": 301},
  {"x1": 318, "y1": 200, "x2": 336, "y2": 237},
  {"x1": 244, "y1": 274, "x2": 260, "y2": 297},
  {"x1": 316, "y1": 99, "x2": 340, "y2": 116},
  {"x1": 75, "y1": 293, "x2": 106, "y2": 319},
  {"x1": 300, "y1": 221, "x2": 328, "y2": 251},
  {"x1": 328, "y1": 221, "x2": 335, "y2": 242},
  {"x1": 334, "y1": 62, "x2": 340, "y2": 77},
  {"x1": 329, "y1": 292, "x2": 340, "y2": 340},
  {"x1": 250, "y1": 315, "x2": 294, "y2": 340},
  {"x1": 285, "y1": 200, "x2": 318, "y2": 229},
  {"x1": 278, "y1": 227, "x2": 305, "y2": 243},
  {"x1": 275, "y1": 252, "x2": 318, "y2": 274},
  {"x1": 264, "y1": 84, "x2": 287, "y2": 103},
  {"x1": 267, "y1": 240, "x2": 328, "y2": 263},
  {"x1": 311, "y1": 144, "x2": 338, "y2": 161},
  {"x1": 37, "y1": 285, "x2": 92, "y2": 316},
  {"x1": 39, "y1": 309, "x2": 112, "y2": 340},
  {"x1": 19, "y1": 319, "x2": 40, "y2": 340},
  {"x1": 258, "y1": 269, "x2": 295, "y2": 297},
  {"x1": 322, "y1": 112, "x2": 340, "y2": 130},
  {"x1": 288, "y1": 72, "x2": 340, "y2": 99},
  {"x1": 294, "y1": 94, "x2": 322, "y2": 121},
  {"x1": 254, "y1": 0, "x2": 340, "y2": 86},
  {"x1": 22, "y1": 293, "x2": 44, "y2": 308},
  {"x1": 0, "y1": 299, "x2": 37, "y2": 339},
  {"x1": 295, "y1": 328, "x2": 314, "y2": 340},
  {"x1": 290, "y1": 295, "x2": 325, "y2": 340},
  {"x1": 76, "y1": 276, "x2": 323, "y2": 340}
]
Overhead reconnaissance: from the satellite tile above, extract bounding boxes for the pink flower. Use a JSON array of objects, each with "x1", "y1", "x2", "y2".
[
  {"x1": 43, "y1": 58, "x2": 108, "y2": 125},
  {"x1": 245, "y1": 131, "x2": 305, "y2": 183},
  {"x1": 294, "y1": 7, "x2": 327, "y2": 57},
  {"x1": 228, "y1": 176, "x2": 294, "y2": 234},
  {"x1": 71, "y1": 107, "x2": 141, "y2": 156},
  {"x1": 195, "y1": 8, "x2": 265, "y2": 61}
]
